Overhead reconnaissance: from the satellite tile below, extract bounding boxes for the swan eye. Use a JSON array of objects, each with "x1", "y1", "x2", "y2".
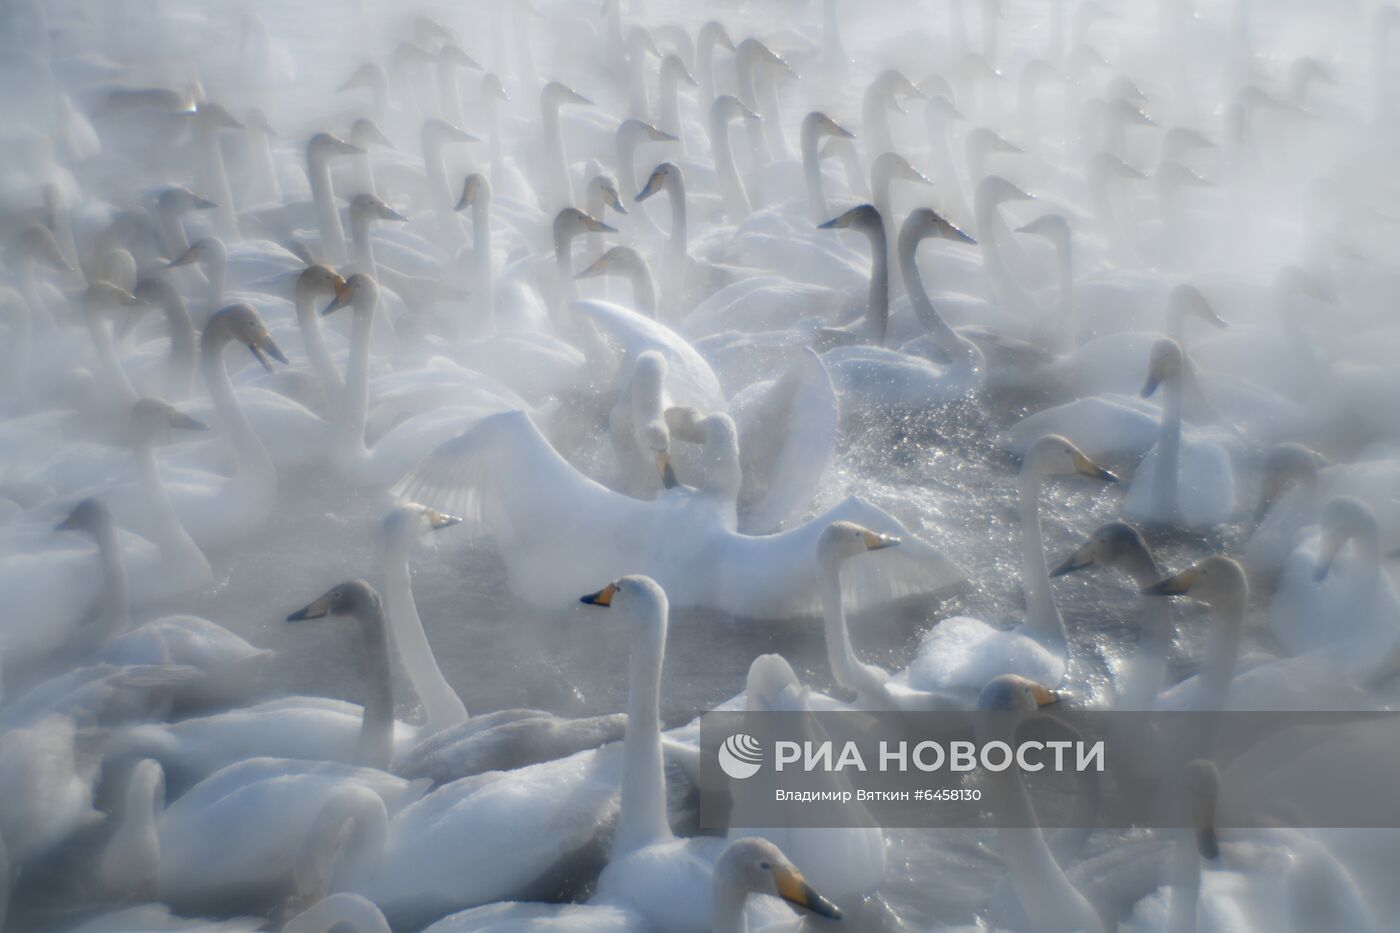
[{"x1": 759, "y1": 861, "x2": 771, "y2": 870}]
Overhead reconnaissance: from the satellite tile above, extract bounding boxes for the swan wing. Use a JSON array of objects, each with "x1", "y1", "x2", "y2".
[{"x1": 571, "y1": 299, "x2": 724, "y2": 412}]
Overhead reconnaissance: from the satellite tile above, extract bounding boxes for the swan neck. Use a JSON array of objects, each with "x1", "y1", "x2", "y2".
[
  {"x1": 1019, "y1": 471, "x2": 1066, "y2": 647},
  {"x1": 615, "y1": 605, "x2": 671, "y2": 857},
  {"x1": 1198, "y1": 598, "x2": 1245, "y2": 711},
  {"x1": 92, "y1": 513, "x2": 133, "y2": 640},
  {"x1": 819, "y1": 563, "x2": 861, "y2": 691},
  {"x1": 710, "y1": 110, "x2": 749, "y2": 218},
  {"x1": 356, "y1": 610, "x2": 395, "y2": 770},
  {"x1": 200, "y1": 333, "x2": 276, "y2": 486},
  {"x1": 309, "y1": 154, "x2": 348, "y2": 265},
  {"x1": 295, "y1": 289, "x2": 345, "y2": 400},
  {"x1": 899, "y1": 231, "x2": 961, "y2": 351},
  {"x1": 134, "y1": 441, "x2": 207, "y2": 582},
  {"x1": 1153, "y1": 368, "x2": 1183, "y2": 521},
  {"x1": 712, "y1": 879, "x2": 750, "y2": 933},
  {"x1": 380, "y1": 540, "x2": 469, "y2": 734},
  {"x1": 801, "y1": 120, "x2": 826, "y2": 222},
  {"x1": 865, "y1": 221, "x2": 890, "y2": 346},
  {"x1": 334, "y1": 302, "x2": 374, "y2": 459}
]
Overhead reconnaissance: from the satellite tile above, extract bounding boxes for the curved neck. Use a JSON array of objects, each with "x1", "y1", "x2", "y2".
[
  {"x1": 697, "y1": 31, "x2": 720, "y2": 105},
  {"x1": 356, "y1": 612, "x2": 395, "y2": 770},
  {"x1": 615, "y1": 608, "x2": 671, "y2": 857},
  {"x1": 352, "y1": 151, "x2": 376, "y2": 198},
  {"x1": 200, "y1": 333, "x2": 277, "y2": 491},
  {"x1": 542, "y1": 100, "x2": 572, "y2": 210},
  {"x1": 295, "y1": 290, "x2": 345, "y2": 402},
  {"x1": 134, "y1": 442, "x2": 209, "y2": 583},
  {"x1": 819, "y1": 561, "x2": 864, "y2": 693},
  {"x1": 861, "y1": 221, "x2": 890, "y2": 346},
  {"x1": 658, "y1": 67, "x2": 681, "y2": 137},
  {"x1": 975, "y1": 194, "x2": 1020, "y2": 300},
  {"x1": 309, "y1": 154, "x2": 348, "y2": 265},
  {"x1": 438, "y1": 67, "x2": 464, "y2": 128},
  {"x1": 1198, "y1": 598, "x2": 1245, "y2": 711},
  {"x1": 663, "y1": 173, "x2": 688, "y2": 285},
  {"x1": 85, "y1": 313, "x2": 139, "y2": 407},
  {"x1": 471, "y1": 195, "x2": 495, "y2": 328},
  {"x1": 380, "y1": 538, "x2": 470, "y2": 735},
  {"x1": 155, "y1": 290, "x2": 196, "y2": 400},
  {"x1": 350, "y1": 215, "x2": 376, "y2": 278},
  {"x1": 712, "y1": 876, "x2": 751, "y2": 933},
  {"x1": 195, "y1": 123, "x2": 239, "y2": 239},
  {"x1": 1121, "y1": 596, "x2": 1171, "y2": 710},
  {"x1": 19, "y1": 258, "x2": 57, "y2": 333},
  {"x1": 862, "y1": 86, "x2": 894, "y2": 159},
  {"x1": 625, "y1": 261, "x2": 657, "y2": 317},
  {"x1": 90, "y1": 516, "x2": 133, "y2": 641},
  {"x1": 156, "y1": 205, "x2": 190, "y2": 258},
  {"x1": 200, "y1": 252, "x2": 226, "y2": 323},
  {"x1": 801, "y1": 120, "x2": 827, "y2": 222},
  {"x1": 334, "y1": 303, "x2": 374, "y2": 460},
  {"x1": 1018, "y1": 471, "x2": 1066, "y2": 647},
  {"x1": 899, "y1": 231, "x2": 972, "y2": 361},
  {"x1": 710, "y1": 110, "x2": 750, "y2": 219},
  {"x1": 1153, "y1": 368, "x2": 1183, "y2": 521}
]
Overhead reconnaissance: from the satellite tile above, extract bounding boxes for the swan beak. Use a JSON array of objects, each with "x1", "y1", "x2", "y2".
[
  {"x1": 576, "y1": 254, "x2": 610, "y2": 279},
  {"x1": 1050, "y1": 542, "x2": 1096, "y2": 577},
  {"x1": 1006, "y1": 183, "x2": 1036, "y2": 201},
  {"x1": 1029, "y1": 682, "x2": 1061, "y2": 706},
  {"x1": 636, "y1": 170, "x2": 666, "y2": 202},
  {"x1": 738, "y1": 102, "x2": 762, "y2": 121},
  {"x1": 168, "y1": 245, "x2": 200, "y2": 268},
  {"x1": 378, "y1": 204, "x2": 409, "y2": 222},
  {"x1": 829, "y1": 120, "x2": 855, "y2": 139},
  {"x1": 167, "y1": 410, "x2": 210, "y2": 431},
  {"x1": 606, "y1": 189, "x2": 629, "y2": 215},
  {"x1": 1141, "y1": 356, "x2": 1169, "y2": 398},
  {"x1": 1313, "y1": 530, "x2": 1346, "y2": 582},
  {"x1": 1072, "y1": 450, "x2": 1118, "y2": 483},
  {"x1": 580, "y1": 583, "x2": 618, "y2": 607},
  {"x1": 817, "y1": 209, "x2": 857, "y2": 230},
  {"x1": 426, "y1": 508, "x2": 462, "y2": 530},
  {"x1": 939, "y1": 219, "x2": 977, "y2": 244},
  {"x1": 1143, "y1": 567, "x2": 1197, "y2": 597},
  {"x1": 772, "y1": 864, "x2": 841, "y2": 920},
  {"x1": 583, "y1": 215, "x2": 618, "y2": 234},
  {"x1": 660, "y1": 454, "x2": 678, "y2": 489},
  {"x1": 249, "y1": 333, "x2": 288, "y2": 372},
  {"x1": 455, "y1": 181, "x2": 478, "y2": 211},
  {"x1": 322, "y1": 282, "x2": 354, "y2": 316},
  {"x1": 287, "y1": 592, "x2": 333, "y2": 622},
  {"x1": 55, "y1": 509, "x2": 83, "y2": 533},
  {"x1": 192, "y1": 195, "x2": 217, "y2": 209},
  {"x1": 861, "y1": 529, "x2": 900, "y2": 550}
]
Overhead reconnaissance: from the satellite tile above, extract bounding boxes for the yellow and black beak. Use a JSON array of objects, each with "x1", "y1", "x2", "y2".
[
  {"x1": 425, "y1": 508, "x2": 463, "y2": 530},
  {"x1": 861, "y1": 529, "x2": 900, "y2": 551},
  {"x1": 287, "y1": 592, "x2": 333, "y2": 622},
  {"x1": 1143, "y1": 566, "x2": 1197, "y2": 597},
  {"x1": 1050, "y1": 541, "x2": 1096, "y2": 578},
  {"x1": 168, "y1": 245, "x2": 201, "y2": 268},
  {"x1": 817, "y1": 209, "x2": 857, "y2": 230},
  {"x1": 1029, "y1": 682, "x2": 1062, "y2": 707},
  {"x1": 580, "y1": 582, "x2": 618, "y2": 607},
  {"x1": 249, "y1": 333, "x2": 288, "y2": 373},
  {"x1": 322, "y1": 280, "x2": 354, "y2": 316},
  {"x1": 659, "y1": 454, "x2": 678, "y2": 490},
  {"x1": 584, "y1": 215, "x2": 619, "y2": 234},
  {"x1": 636, "y1": 170, "x2": 665, "y2": 202},
  {"x1": 168, "y1": 410, "x2": 210, "y2": 432},
  {"x1": 1073, "y1": 450, "x2": 1118, "y2": 483},
  {"x1": 772, "y1": 864, "x2": 841, "y2": 920}
]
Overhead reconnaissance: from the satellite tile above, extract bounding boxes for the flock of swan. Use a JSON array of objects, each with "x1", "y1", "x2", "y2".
[{"x1": 2, "y1": 0, "x2": 1399, "y2": 929}]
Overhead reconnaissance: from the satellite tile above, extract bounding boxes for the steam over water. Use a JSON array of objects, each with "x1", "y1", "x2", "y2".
[{"x1": 3, "y1": 0, "x2": 1400, "y2": 929}]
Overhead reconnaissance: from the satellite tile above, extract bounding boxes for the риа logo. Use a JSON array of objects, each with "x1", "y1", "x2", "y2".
[{"x1": 718, "y1": 733, "x2": 764, "y2": 780}]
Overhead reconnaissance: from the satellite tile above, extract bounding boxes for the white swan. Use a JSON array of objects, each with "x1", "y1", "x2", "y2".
[
  {"x1": 393, "y1": 409, "x2": 964, "y2": 616},
  {"x1": 905, "y1": 435, "x2": 1117, "y2": 698},
  {"x1": 1123, "y1": 338, "x2": 1237, "y2": 530}
]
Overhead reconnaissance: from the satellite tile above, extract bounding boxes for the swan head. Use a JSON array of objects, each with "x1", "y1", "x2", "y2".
[
  {"x1": 714, "y1": 837, "x2": 841, "y2": 921},
  {"x1": 1105, "y1": 96, "x2": 1156, "y2": 128},
  {"x1": 976, "y1": 674, "x2": 1061, "y2": 713},
  {"x1": 580, "y1": 576, "x2": 669, "y2": 646},
  {"x1": 1254, "y1": 443, "x2": 1324, "y2": 523},
  {"x1": 244, "y1": 107, "x2": 275, "y2": 136},
  {"x1": 803, "y1": 111, "x2": 855, "y2": 141},
  {"x1": 902, "y1": 207, "x2": 976, "y2": 247},
  {"x1": 423, "y1": 117, "x2": 480, "y2": 148},
  {"x1": 437, "y1": 43, "x2": 481, "y2": 71},
  {"x1": 1051, "y1": 521, "x2": 1153, "y2": 578},
  {"x1": 1155, "y1": 160, "x2": 1212, "y2": 191},
  {"x1": 554, "y1": 207, "x2": 617, "y2": 241},
  {"x1": 1160, "y1": 126, "x2": 1217, "y2": 161},
  {"x1": 391, "y1": 41, "x2": 435, "y2": 71},
  {"x1": 577, "y1": 246, "x2": 644, "y2": 281},
  {"x1": 349, "y1": 193, "x2": 407, "y2": 226},
  {"x1": 157, "y1": 186, "x2": 216, "y2": 216},
  {"x1": 1089, "y1": 151, "x2": 1147, "y2": 183},
  {"x1": 737, "y1": 38, "x2": 796, "y2": 80},
  {"x1": 1022, "y1": 434, "x2": 1118, "y2": 483},
  {"x1": 871, "y1": 68, "x2": 926, "y2": 109},
  {"x1": 628, "y1": 25, "x2": 661, "y2": 58},
  {"x1": 56, "y1": 497, "x2": 112, "y2": 535},
  {"x1": 127, "y1": 398, "x2": 208, "y2": 448},
  {"x1": 926, "y1": 95, "x2": 966, "y2": 123},
  {"x1": 1167, "y1": 284, "x2": 1228, "y2": 330},
  {"x1": 743, "y1": 654, "x2": 802, "y2": 712},
  {"x1": 586, "y1": 175, "x2": 629, "y2": 216},
  {"x1": 636, "y1": 162, "x2": 677, "y2": 202},
  {"x1": 542, "y1": 81, "x2": 593, "y2": 108},
  {"x1": 482, "y1": 72, "x2": 510, "y2": 102},
  {"x1": 455, "y1": 173, "x2": 491, "y2": 211},
  {"x1": 416, "y1": 14, "x2": 457, "y2": 46},
  {"x1": 968, "y1": 127, "x2": 1024, "y2": 159},
  {"x1": 713, "y1": 94, "x2": 761, "y2": 123},
  {"x1": 189, "y1": 100, "x2": 243, "y2": 130},
  {"x1": 1141, "y1": 338, "x2": 1182, "y2": 398},
  {"x1": 977, "y1": 174, "x2": 1034, "y2": 207},
  {"x1": 322, "y1": 273, "x2": 378, "y2": 317},
  {"x1": 1314, "y1": 497, "x2": 1378, "y2": 581},
  {"x1": 350, "y1": 117, "x2": 393, "y2": 150},
  {"x1": 661, "y1": 53, "x2": 698, "y2": 87},
  {"x1": 295, "y1": 264, "x2": 346, "y2": 301},
  {"x1": 1142, "y1": 555, "x2": 1249, "y2": 609},
  {"x1": 81, "y1": 281, "x2": 140, "y2": 319},
  {"x1": 207, "y1": 303, "x2": 288, "y2": 372},
  {"x1": 307, "y1": 132, "x2": 365, "y2": 162},
  {"x1": 872, "y1": 151, "x2": 933, "y2": 190},
  {"x1": 619, "y1": 118, "x2": 678, "y2": 147},
  {"x1": 287, "y1": 579, "x2": 382, "y2": 625},
  {"x1": 699, "y1": 21, "x2": 736, "y2": 52},
  {"x1": 381, "y1": 502, "x2": 462, "y2": 552},
  {"x1": 1183, "y1": 759, "x2": 1221, "y2": 860},
  {"x1": 167, "y1": 236, "x2": 220, "y2": 271},
  {"x1": 818, "y1": 521, "x2": 900, "y2": 571},
  {"x1": 337, "y1": 63, "x2": 386, "y2": 94},
  {"x1": 1014, "y1": 213, "x2": 1068, "y2": 246},
  {"x1": 15, "y1": 223, "x2": 73, "y2": 273},
  {"x1": 818, "y1": 203, "x2": 881, "y2": 232}
]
